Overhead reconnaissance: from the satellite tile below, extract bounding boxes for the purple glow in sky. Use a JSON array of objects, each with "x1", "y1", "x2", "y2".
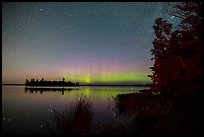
[{"x1": 2, "y1": 2, "x2": 180, "y2": 84}]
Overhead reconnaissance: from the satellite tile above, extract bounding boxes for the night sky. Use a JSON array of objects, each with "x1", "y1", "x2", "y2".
[{"x1": 2, "y1": 2, "x2": 180, "y2": 84}]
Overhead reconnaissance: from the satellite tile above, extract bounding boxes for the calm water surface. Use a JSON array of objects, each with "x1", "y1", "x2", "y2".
[{"x1": 2, "y1": 85, "x2": 147, "y2": 135}]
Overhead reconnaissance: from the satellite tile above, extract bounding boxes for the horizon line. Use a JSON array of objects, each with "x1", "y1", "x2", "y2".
[{"x1": 2, "y1": 83, "x2": 151, "y2": 86}]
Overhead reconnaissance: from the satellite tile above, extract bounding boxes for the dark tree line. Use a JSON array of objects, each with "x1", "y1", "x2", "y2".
[
  {"x1": 113, "y1": 2, "x2": 203, "y2": 135},
  {"x1": 149, "y1": 2, "x2": 202, "y2": 95},
  {"x1": 25, "y1": 78, "x2": 79, "y2": 86}
]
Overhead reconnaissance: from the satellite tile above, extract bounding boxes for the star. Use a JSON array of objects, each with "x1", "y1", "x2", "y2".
[{"x1": 3, "y1": 2, "x2": 177, "y2": 84}]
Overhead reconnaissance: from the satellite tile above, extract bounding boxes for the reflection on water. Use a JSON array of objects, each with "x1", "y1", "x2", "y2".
[
  {"x1": 2, "y1": 85, "x2": 147, "y2": 135},
  {"x1": 25, "y1": 87, "x2": 79, "y2": 95},
  {"x1": 51, "y1": 95, "x2": 128, "y2": 135}
]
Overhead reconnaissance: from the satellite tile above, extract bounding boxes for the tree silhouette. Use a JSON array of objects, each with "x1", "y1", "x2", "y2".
[
  {"x1": 150, "y1": 18, "x2": 173, "y2": 93},
  {"x1": 25, "y1": 78, "x2": 79, "y2": 86},
  {"x1": 40, "y1": 78, "x2": 44, "y2": 82},
  {"x1": 25, "y1": 79, "x2": 29, "y2": 84},
  {"x1": 150, "y1": 2, "x2": 202, "y2": 95}
]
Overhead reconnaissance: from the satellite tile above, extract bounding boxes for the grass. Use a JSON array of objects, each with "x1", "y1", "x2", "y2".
[
  {"x1": 50, "y1": 95, "x2": 129, "y2": 135},
  {"x1": 114, "y1": 89, "x2": 203, "y2": 135},
  {"x1": 49, "y1": 89, "x2": 203, "y2": 135},
  {"x1": 51, "y1": 95, "x2": 93, "y2": 135}
]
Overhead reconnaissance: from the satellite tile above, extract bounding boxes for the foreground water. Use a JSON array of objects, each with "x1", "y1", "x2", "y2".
[{"x1": 2, "y1": 85, "x2": 147, "y2": 135}]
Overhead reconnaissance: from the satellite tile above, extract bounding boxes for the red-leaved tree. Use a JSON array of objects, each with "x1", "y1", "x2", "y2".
[{"x1": 150, "y1": 2, "x2": 202, "y2": 95}]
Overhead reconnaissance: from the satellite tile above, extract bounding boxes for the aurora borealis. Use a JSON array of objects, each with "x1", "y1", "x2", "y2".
[{"x1": 2, "y1": 2, "x2": 179, "y2": 84}]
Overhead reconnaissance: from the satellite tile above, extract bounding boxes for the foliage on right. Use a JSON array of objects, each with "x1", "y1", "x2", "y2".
[{"x1": 149, "y1": 2, "x2": 202, "y2": 95}]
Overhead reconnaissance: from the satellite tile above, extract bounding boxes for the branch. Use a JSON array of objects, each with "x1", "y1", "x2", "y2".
[
  {"x1": 166, "y1": 2, "x2": 177, "y2": 9},
  {"x1": 173, "y1": 14, "x2": 185, "y2": 20}
]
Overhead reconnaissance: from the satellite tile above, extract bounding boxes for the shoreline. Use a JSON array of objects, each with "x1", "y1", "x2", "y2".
[{"x1": 2, "y1": 84, "x2": 151, "y2": 87}]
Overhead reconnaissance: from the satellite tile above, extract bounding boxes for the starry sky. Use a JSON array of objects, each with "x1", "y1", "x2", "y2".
[{"x1": 2, "y1": 2, "x2": 180, "y2": 84}]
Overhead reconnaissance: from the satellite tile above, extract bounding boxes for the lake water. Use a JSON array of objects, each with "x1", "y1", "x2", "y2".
[{"x1": 2, "y1": 85, "x2": 147, "y2": 135}]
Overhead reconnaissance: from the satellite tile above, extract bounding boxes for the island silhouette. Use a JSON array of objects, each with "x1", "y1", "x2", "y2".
[{"x1": 25, "y1": 78, "x2": 79, "y2": 87}]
